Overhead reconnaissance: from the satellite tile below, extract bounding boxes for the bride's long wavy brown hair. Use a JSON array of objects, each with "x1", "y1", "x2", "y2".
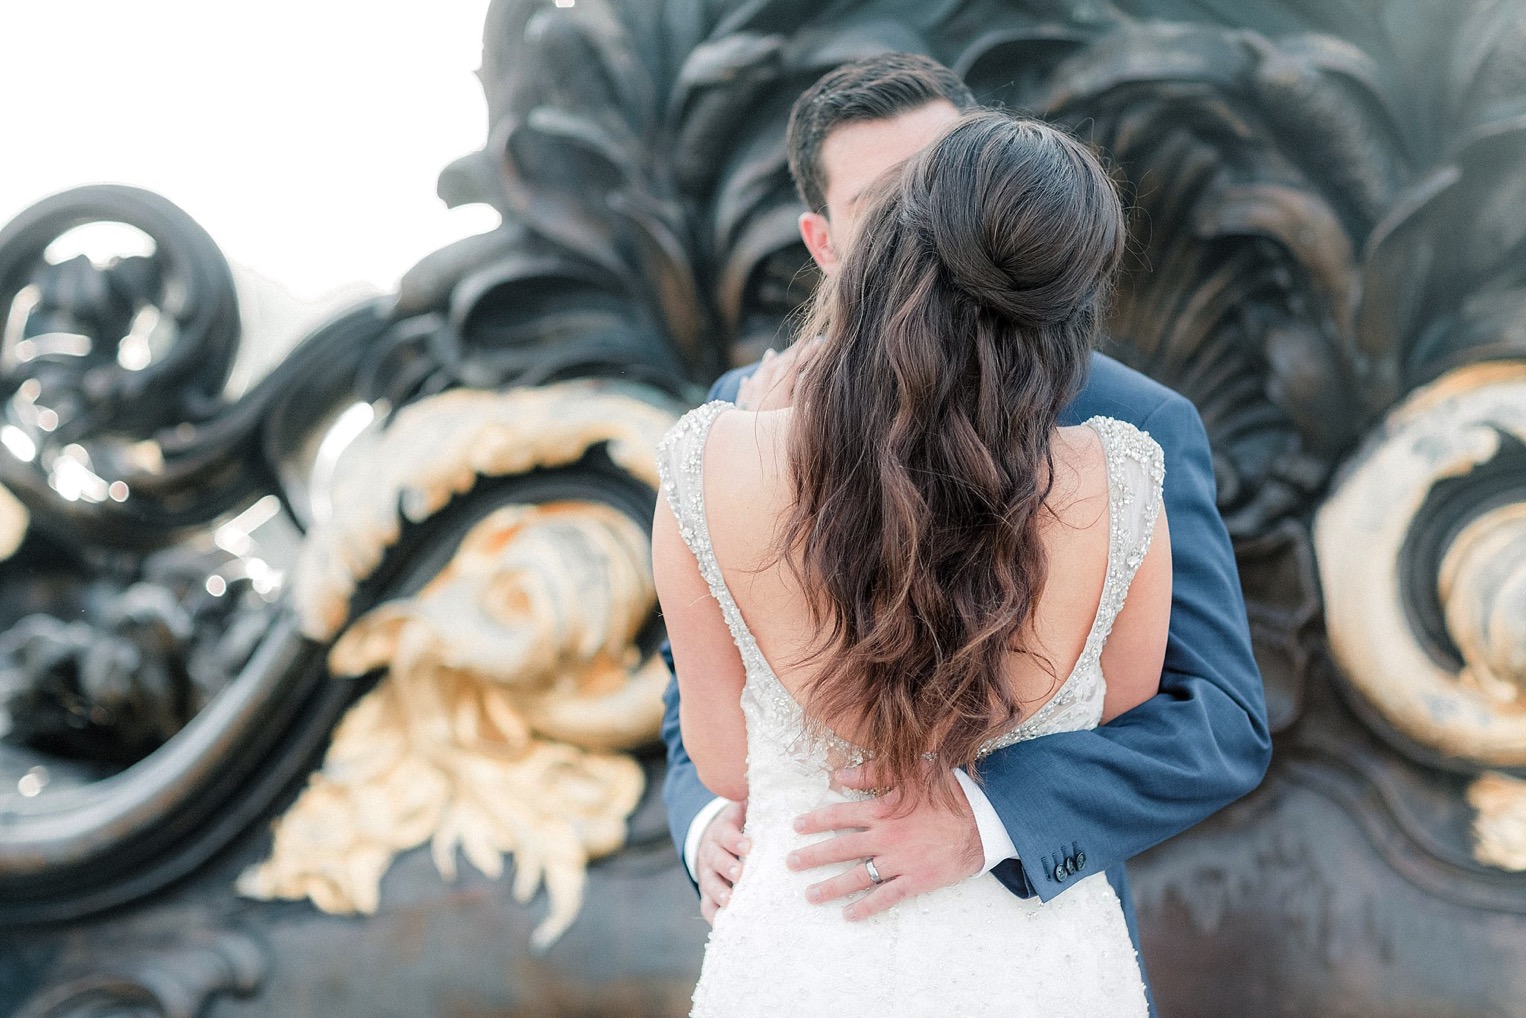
[{"x1": 784, "y1": 110, "x2": 1125, "y2": 805}]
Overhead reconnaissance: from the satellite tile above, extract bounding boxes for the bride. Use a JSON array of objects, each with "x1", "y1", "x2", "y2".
[{"x1": 653, "y1": 110, "x2": 1168, "y2": 1016}]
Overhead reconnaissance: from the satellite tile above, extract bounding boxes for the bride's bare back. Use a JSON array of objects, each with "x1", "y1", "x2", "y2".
[{"x1": 699, "y1": 406, "x2": 1170, "y2": 748}]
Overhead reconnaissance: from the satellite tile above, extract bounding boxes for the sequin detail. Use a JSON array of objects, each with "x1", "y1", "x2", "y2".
[{"x1": 657, "y1": 404, "x2": 1160, "y2": 1018}]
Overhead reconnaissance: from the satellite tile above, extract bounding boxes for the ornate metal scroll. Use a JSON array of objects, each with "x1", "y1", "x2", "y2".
[
  {"x1": 0, "y1": 173, "x2": 687, "y2": 1010},
  {"x1": 1316, "y1": 363, "x2": 1526, "y2": 769},
  {"x1": 14, "y1": 932, "x2": 264, "y2": 1018},
  {"x1": 241, "y1": 383, "x2": 678, "y2": 948},
  {"x1": 0, "y1": 186, "x2": 375, "y2": 926}
]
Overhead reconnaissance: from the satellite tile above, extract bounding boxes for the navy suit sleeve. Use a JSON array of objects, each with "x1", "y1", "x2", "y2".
[
  {"x1": 660, "y1": 366, "x2": 751, "y2": 878},
  {"x1": 981, "y1": 393, "x2": 1272, "y2": 901}
]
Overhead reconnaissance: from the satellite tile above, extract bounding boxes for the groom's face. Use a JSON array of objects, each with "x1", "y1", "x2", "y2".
[{"x1": 799, "y1": 99, "x2": 963, "y2": 277}]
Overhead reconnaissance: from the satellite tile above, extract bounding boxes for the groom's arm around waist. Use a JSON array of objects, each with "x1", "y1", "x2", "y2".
[{"x1": 981, "y1": 390, "x2": 1271, "y2": 901}]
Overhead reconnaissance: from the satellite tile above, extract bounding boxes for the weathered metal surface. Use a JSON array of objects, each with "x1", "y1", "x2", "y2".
[
  {"x1": 4, "y1": 759, "x2": 707, "y2": 1018},
  {"x1": 3, "y1": 0, "x2": 1526, "y2": 1015}
]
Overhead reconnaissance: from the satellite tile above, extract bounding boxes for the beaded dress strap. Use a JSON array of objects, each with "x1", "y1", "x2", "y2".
[
  {"x1": 979, "y1": 415, "x2": 1166, "y2": 753},
  {"x1": 654, "y1": 402, "x2": 806, "y2": 727}
]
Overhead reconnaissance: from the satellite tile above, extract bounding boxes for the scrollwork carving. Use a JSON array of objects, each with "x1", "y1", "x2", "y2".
[
  {"x1": 243, "y1": 384, "x2": 678, "y2": 948},
  {"x1": 1315, "y1": 362, "x2": 1526, "y2": 769},
  {"x1": 290, "y1": 381, "x2": 678, "y2": 641},
  {"x1": 1469, "y1": 770, "x2": 1526, "y2": 873},
  {"x1": 244, "y1": 500, "x2": 663, "y2": 949},
  {"x1": 1440, "y1": 503, "x2": 1526, "y2": 709},
  {"x1": 15, "y1": 930, "x2": 264, "y2": 1018},
  {"x1": 7, "y1": 2, "x2": 1526, "y2": 1012}
]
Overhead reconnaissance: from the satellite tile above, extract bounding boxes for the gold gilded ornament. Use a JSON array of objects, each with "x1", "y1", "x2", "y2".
[
  {"x1": 1468, "y1": 771, "x2": 1526, "y2": 872},
  {"x1": 291, "y1": 381, "x2": 675, "y2": 642},
  {"x1": 243, "y1": 382, "x2": 677, "y2": 949},
  {"x1": 1316, "y1": 362, "x2": 1526, "y2": 768}
]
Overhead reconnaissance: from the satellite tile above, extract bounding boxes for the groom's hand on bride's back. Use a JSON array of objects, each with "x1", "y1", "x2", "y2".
[{"x1": 787, "y1": 764, "x2": 983, "y2": 920}]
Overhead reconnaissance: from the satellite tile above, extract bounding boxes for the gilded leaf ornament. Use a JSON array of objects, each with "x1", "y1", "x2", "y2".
[{"x1": 242, "y1": 385, "x2": 677, "y2": 947}]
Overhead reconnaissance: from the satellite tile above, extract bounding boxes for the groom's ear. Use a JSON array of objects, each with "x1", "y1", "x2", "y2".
[{"x1": 799, "y1": 211, "x2": 839, "y2": 276}]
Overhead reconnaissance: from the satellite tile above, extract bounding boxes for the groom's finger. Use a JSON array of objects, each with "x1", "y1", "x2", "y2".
[
  {"x1": 785, "y1": 832, "x2": 874, "y2": 871},
  {"x1": 698, "y1": 840, "x2": 741, "y2": 888},
  {"x1": 697, "y1": 864, "x2": 733, "y2": 909},
  {"x1": 712, "y1": 823, "x2": 750, "y2": 860},
  {"x1": 806, "y1": 861, "x2": 884, "y2": 905},
  {"x1": 844, "y1": 877, "x2": 912, "y2": 921},
  {"x1": 793, "y1": 799, "x2": 875, "y2": 835},
  {"x1": 736, "y1": 350, "x2": 776, "y2": 408},
  {"x1": 834, "y1": 762, "x2": 889, "y2": 791}
]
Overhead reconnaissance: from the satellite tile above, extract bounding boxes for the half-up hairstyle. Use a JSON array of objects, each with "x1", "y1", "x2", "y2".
[{"x1": 783, "y1": 110, "x2": 1126, "y2": 807}]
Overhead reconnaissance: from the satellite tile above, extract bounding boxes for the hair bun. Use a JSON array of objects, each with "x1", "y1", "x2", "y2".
[
  {"x1": 940, "y1": 254, "x2": 1093, "y2": 328},
  {"x1": 912, "y1": 116, "x2": 1123, "y2": 330}
]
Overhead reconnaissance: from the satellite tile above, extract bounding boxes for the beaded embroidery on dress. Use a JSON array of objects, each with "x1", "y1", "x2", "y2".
[{"x1": 657, "y1": 402, "x2": 1163, "y2": 1018}]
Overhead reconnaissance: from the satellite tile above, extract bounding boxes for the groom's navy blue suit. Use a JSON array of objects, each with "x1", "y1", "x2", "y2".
[{"x1": 660, "y1": 350, "x2": 1271, "y2": 1006}]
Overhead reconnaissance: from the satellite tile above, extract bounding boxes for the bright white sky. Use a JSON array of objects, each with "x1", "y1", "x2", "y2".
[{"x1": 0, "y1": 1, "x2": 500, "y2": 300}]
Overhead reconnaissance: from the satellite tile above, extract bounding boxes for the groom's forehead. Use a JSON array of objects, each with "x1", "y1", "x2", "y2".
[{"x1": 819, "y1": 100, "x2": 963, "y2": 213}]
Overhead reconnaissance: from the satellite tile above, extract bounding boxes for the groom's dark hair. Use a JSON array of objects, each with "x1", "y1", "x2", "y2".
[{"x1": 787, "y1": 54, "x2": 977, "y2": 215}]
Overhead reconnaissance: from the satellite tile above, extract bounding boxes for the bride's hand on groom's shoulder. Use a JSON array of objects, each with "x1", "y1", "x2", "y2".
[
  {"x1": 735, "y1": 339, "x2": 825, "y2": 411},
  {"x1": 786, "y1": 764, "x2": 983, "y2": 921}
]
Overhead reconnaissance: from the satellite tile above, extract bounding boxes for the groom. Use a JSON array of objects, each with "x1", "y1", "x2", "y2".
[{"x1": 661, "y1": 53, "x2": 1270, "y2": 1006}]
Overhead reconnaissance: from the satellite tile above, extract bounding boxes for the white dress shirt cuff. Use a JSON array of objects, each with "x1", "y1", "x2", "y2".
[
  {"x1": 954, "y1": 768, "x2": 1019, "y2": 874},
  {"x1": 683, "y1": 796, "x2": 732, "y2": 880}
]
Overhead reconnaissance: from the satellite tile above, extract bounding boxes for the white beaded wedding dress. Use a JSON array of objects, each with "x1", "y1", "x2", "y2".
[{"x1": 658, "y1": 401, "x2": 1162, "y2": 1018}]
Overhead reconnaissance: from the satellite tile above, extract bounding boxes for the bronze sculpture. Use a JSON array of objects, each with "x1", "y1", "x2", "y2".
[{"x1": 2, "y1": 1, "x2": 1526, "y2": 1014}]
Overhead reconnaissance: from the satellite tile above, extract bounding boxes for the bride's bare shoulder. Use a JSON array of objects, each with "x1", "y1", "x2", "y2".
[
  {"x1": 706, "y1": 406, "x2": 794, "y2": 472},
  {"x1": 1048, "y1": 423, "x2": 1111, "y2": 529},
  {"x1": 702, "y1": 408, "x2": 794, "y2": 560}
]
